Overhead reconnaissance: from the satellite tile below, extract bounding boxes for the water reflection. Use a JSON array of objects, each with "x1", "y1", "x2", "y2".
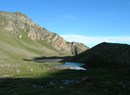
[{"x1": 57, "y1": 62, "x2": 86, "y2": 70}]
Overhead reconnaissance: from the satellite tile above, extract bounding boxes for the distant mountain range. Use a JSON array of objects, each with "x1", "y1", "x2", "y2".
[
  {"x1": 0, "y1": 11, "x2": 88, "y2": 61},
  {"x1": 71, "y1": 42, "x2": 130, "y2": 68}
]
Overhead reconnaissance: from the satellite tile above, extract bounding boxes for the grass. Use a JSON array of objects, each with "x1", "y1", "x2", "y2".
[
  {"x1": 0, "y1": 16, "x2": 130, "y2": 95},
  {"x1": 0, "y1": 26, "x2": 61, "y2": 77},
  {"x1": 0, "y1": 67, "x2": 129, "y2": 95}
]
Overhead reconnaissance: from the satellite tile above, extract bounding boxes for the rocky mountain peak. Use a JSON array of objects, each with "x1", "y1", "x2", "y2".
[{"x1": 0, "y1": 11, "x2": 88, "y2": 55}]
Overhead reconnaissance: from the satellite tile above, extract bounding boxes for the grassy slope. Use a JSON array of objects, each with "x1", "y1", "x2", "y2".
[
  {"x1": 0, "y1": 34, "x2": 130, "y2": 95},
  {"x1": 0, "y1": 15, "x2": 129, "y2": 95},
  {"x1": 0, "y1": 68, "x2": 129, "y2": 95},
  {"x1": 0, "y1": 13, "x2": 63, "y2": 78},
  {"x1": 0, "y1": 30, "x2": 130, "y2": 95},
  {"x1": 71, "y1": 42, "x2": 130, "y2": 68},
  {"x1": 0, "y1": 27, "x2": 61, "y2": 77}
]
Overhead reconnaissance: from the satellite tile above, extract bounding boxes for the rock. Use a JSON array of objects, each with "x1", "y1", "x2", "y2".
[
  {"x1": 30, "y1": 68, "x2": 33, "y2": 72},
  {"x1": 0, "y1": 11, "x2": 88, "y2": 55},
  {"x1": 81, "y1": 76, "x2": 101, "y2": 83},
  {"x1": 16, "y1": 69, "x2": 20, "y2": 73},
  {"x1": 70, "y1": 41, "x2": 89, "y2": 55},
  {"x1": 18, "y1": 35, "x2": 22, "y2": 39},
  {"x1": 59, "y1": 86, "x2": 64, "y2": 88}
]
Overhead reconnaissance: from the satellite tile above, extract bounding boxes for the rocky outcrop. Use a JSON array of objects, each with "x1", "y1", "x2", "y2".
[
  {"x1": 70, "y1": 42, "x2": 89, "y2": 55},
  {"x1": 0, "y1": 11, "x2": 88, "y2": 55}
]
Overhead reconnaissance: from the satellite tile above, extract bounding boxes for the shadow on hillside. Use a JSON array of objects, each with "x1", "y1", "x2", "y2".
[
  {"x1": 0, "y1": 68, "x2": 130, "y2": 95},
  {"x1": 0, "y1": 69, "x2": 87, "y2": 95},
  {"x1": 23, "y1": 56, "x2": 73, "y2": 63}
]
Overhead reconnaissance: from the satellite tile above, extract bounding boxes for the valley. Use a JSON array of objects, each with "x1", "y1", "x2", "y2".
[{"x1": 0, "y1": 11, "x2": 130, "y2": 95}]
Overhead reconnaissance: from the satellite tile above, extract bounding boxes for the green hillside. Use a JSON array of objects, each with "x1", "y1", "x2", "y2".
[
  {"x1": 0, "y1": 12, "x2": 63, "y2": 77},
  {"x1": 0, "y1": 12, "x2": 129, "y2": 95},
  {"x1": 71, "y1": 42, "x2": 130, "y2": 68},
  {"x1": 0, "y1": 28, "x2": 61, "y2": 77}
]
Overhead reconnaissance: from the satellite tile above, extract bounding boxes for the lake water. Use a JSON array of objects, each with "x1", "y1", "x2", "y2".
[
  {"x1": 33, "y1": 59, "x2": 86, "y2": 70},
  {"x1": 57, "y1": 62, "x2": 86, "y2": 70}
]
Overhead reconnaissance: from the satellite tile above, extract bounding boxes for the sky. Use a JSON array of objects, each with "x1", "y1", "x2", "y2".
[{"x1": 0, "y1": 0, "x2": 130, "y2": 47}]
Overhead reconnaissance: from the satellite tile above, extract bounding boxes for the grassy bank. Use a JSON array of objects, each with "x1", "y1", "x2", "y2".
[
  {"x1": 0, "y1": 27, "x2": 129, "y2": 95},
  {"x1": 0, "y1": 63, "x2": 129, "y2": 95}
]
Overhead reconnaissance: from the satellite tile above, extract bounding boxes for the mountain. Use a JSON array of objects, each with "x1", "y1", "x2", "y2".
[
  {"x1": 0, "y1": 11, "x2": 88, "y2": 61},
  {"x1": 71, "y1": 42, "x2": 130, "y2": 68},
  {"x1": 0, "y1": 12, "x2": 129, "y2": 95}
]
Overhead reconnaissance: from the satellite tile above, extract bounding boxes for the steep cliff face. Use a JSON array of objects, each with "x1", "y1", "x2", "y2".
[{"x1": 0, "y1": 11, "x2": 88, "y2": 55}]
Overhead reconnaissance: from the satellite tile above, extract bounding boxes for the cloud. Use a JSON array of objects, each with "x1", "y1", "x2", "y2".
[{"x1": 60, "y1": 34, "x2": 130, "y2": 47}]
